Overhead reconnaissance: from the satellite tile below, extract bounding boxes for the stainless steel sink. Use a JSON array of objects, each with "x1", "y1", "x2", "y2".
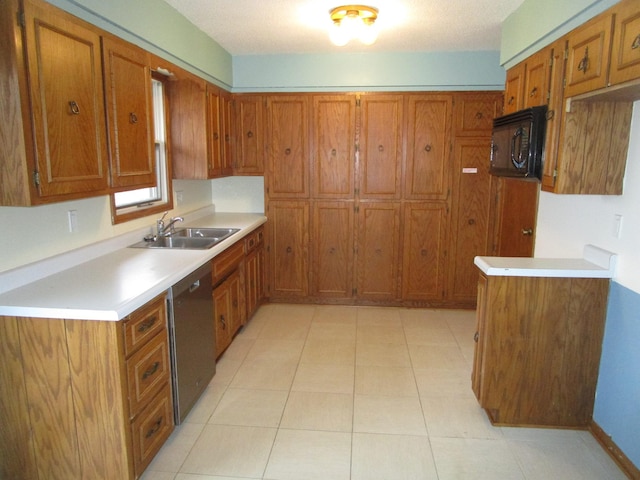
[{"x1": 129, "y1": 227, "x2": 240, "y2": 250}]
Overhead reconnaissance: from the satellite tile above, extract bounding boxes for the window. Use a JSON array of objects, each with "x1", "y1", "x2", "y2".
[{"x1": 111, "y1": 74, "x2": 172, "y2": 224}]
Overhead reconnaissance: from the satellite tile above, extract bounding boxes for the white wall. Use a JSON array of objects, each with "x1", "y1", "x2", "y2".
[{"x1": 535, "y1": 102, "x2": 640, "y2": 294}]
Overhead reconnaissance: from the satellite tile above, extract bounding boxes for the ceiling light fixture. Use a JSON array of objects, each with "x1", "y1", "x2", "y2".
[{"x1": 329, "y1": 5, "x2": 379, "y2": 46}]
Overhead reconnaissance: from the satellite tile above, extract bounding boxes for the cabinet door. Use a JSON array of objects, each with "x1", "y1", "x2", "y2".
[
  {"x1": 267, "y1": 96, "x2": 310, "y2": 198},
  {"x1": 503, "y1": 62, "x2": 524, "y2": 114},
  {"x1": 609, "y1": 0, "x2": 640, "y2": 86},
  {"x1": 102, "y1": 35, "x2": 155, "y2": 190},
  {"x1": 356, "y1": 202, "x2": 401, "y2": 300},
  {"x1": 228, "y1": 268, "x2": 245, "y2": 331},
  {"x1": 401, "y1": 202, "x2": 447, "y2": 301},
  {"x1": 221, "y1": 91, "x2": 234, "y2": 176},
  {"x1": 453, "y1": 93, "x2": 502, "y2": 135},
  {"x1": 359, "y1": 95, "x2": 403, "y2": 199},
  {"x1": 523, "y1": 48, "x2": 551, "y2": 109},
  {"x1": 246, "y1": 249, "x2": 260, "y2": 318},
  {"x1": 235, "y1": 95, "x2": 264, "y2": 174},
  {"x1": 404, "y1": 94, "x2": 452, "y2": 200},
  {"x1": 206, "y1": 85, "x2": 223, "y2": 177},
  {"x1": 213, "y1": 279, "x2": 231, "y2": 356},
  {"x1": 471, "y1": 273, "x2": 487, "y2": 401},
  {"x1": 311, "y1": 201, "x2": 355, "y2": 298},
  {"x1": 311, "y1": 95, "x2": 356, "y2": 198},
  {"x1": 447, "y1": 138, "x2": 493, "y2": 304},
  {"x1": 268, "y1": 200, "x2": 309, "y2": 297},
  {"x1": 23, "y1": 0, "x2": 109, "y2": 198},
  {"x1": 564, "y1": 13, "x2": 614, "y2": 97},
  {"x1": 168, "y1": 74, "x2": 208, "y2": 179}
]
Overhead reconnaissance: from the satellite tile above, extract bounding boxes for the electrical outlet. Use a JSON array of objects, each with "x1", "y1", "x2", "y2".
[
  {"x1": 67, "y1": 210, "x2": 78, "y2": 233},
  {"x1": 613, "y1": 214, "x2": 623, "y2": 239},
  {"x1": 176, "y1": 190, "x2": 184, "y2": 205}
]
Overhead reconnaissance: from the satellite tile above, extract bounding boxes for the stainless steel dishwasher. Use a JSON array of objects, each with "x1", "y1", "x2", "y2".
[{"x1": 167, "y1": 262, "x2": 216, "y2": 424}]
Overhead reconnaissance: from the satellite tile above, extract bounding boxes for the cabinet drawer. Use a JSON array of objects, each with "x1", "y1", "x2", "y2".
[
  {"x1": 244, "y1": 226, "x2": 264, "y2": 254},
  {"x1": 130, "y1": 384, "x2": 174, "y2": 477},
  {"x1": 126, "y1": 328, "x2": 171, "y2": 416},
  {"x1": 212, "y1": 241, "x2": 244, "y2": 283},
  {"x1": 123, "y1": 295, "x2": 166, "y2": 357}
]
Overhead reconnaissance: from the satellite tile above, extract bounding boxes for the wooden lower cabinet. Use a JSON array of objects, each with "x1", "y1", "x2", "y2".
[
  {"x1": 245, "y1": 226, "x2": 265, "y2": 319},
  {"x1": 267, "y1": 200, "x2": 310, "y2": 298},
  {"x1": 401, "y1": 202, "x2": 448, "y2": 301},
  {"x1": 213, "y1": 268, "x2": 244, "y2": 356},
  {"x1": 355, "y1": 202, "x2": 401, "y2": 301},
  {"x1": 472, "y1": 272, "x2": 609, "y2": 427},
  {"x1": 0, "y1": 294, "x2": 173, "y2": 480},
  {"x1": 311, "y1": 201, "x2": 355, "y2": 298}
]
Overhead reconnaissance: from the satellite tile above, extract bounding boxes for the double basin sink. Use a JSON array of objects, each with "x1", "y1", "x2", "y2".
[{"x1": 130, "y1": 227, "x2": 240, "y2": 250}]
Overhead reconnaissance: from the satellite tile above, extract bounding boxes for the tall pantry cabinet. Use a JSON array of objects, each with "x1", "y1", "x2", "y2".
[{"x1": 264, "y1": 91, "x2": 502, "y2": 308}]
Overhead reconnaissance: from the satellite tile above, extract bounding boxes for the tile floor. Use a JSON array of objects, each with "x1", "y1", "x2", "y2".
[{"x1": 141, "y1": 303, "x2": 627, "y2": 480}]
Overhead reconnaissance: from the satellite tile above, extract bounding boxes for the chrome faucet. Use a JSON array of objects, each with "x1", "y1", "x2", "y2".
[{"x1": 156, "y1": 212, "x2": 184, "y2": 237}]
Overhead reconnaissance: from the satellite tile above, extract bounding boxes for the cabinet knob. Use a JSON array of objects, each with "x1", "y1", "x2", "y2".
[
  {"x1": 522, "y1": 228, "x2": 533, "y2": 236},
  {"x1": 474, "y1": 332, "x2": 479, "y2": 343},
  {"x1": 424, "y1": 144, "x2": 432, "y2": 152},
  {"x1": 129, "y1": 112, "x2": 138, "y2": 124},
  {"x1": 378, "y1": 145, "x2": 384, "y2": 152},
  {"x1": 577, "y1": 46, "x2": 590, "y2": 73},
  {"x1": 285, "y1": 148, "x2": 291, "y2": 155},
  {"x1": 507, "y1": 96, "x2": 515, "y2": 105},
  {"x1": 529, "y1": 87, "x2": 538, "y2": 98},
  {"x1": 632, "y1": 35, "x2": 640, "y2": 50},
  {"x1": 220, "y1": 314, "x2": 226, "y2": 328},
  {"x1": 475, "y1": 112, "x2": 483, "y2": 119},
  {"x1": 68, "y1": 100, "x2": 80, "y2": 115},
  {"x1": 213, "y1": 132, "x2": 219, "y2": 140},
  {"x1": 286, "y1": 246, "x2": 292, "y2": 253},
  {"x1": 329, "y1": 247, "x2": 336, "y2": 254},
  {"x1": 468, "y1": 218, "x2": 475, "y2": 225},
  {"x1": 331, "y1": 148, "x2": 337, "y2": 156},
  {"x1": 421, "y1": 249, "x2": 428, "y2": 256},
  {"x1": 247, "y1": 130, "x2": 254, "y2": 138}
]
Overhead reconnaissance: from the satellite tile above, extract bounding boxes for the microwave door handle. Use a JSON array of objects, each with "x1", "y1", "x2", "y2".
[{"x1": 511, "y1": 127, "x2": 526, "y2": 168}]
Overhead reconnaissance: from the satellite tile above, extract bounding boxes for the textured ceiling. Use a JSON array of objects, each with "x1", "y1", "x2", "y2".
[{"x1": 162, "y1": 0, "x2": 526, "y2": 55}]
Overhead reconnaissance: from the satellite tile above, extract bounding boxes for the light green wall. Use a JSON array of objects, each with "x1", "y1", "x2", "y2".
[
  {"x1": 46, "y1": 0, "x2": 233, "y2": 89},
  {"x1": 233, "y1": 51, "x2": 505, "y2": 92},
  {"x1": 500, "y1": 0, "x2": 618, "y2": 67}
]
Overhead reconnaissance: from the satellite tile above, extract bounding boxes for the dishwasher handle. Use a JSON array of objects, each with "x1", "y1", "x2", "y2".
[{"x1": 188, "y1": 280, "x2": 200, "y2": 293}]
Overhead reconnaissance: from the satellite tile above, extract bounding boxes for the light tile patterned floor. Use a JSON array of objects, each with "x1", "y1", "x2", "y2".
[{"x1": 142, "y1": 304, "x2": 627, "y2": 480}]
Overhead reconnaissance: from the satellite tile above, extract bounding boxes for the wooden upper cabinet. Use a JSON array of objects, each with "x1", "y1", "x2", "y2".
[
  {"x1": 266, "y1": 95, "x2": 310, "y2": 198},
  {"x1": 453, "y1": 92, "x2": 502, "y2": 136},
  {"x1": 168, "y1": 71, "x2": 231, "y2": 180},
  {"x1": 234, "y1": 95, "x2": 265, "y2": 174},
  {"x1": 311, "y1": 95, "x2": 356, "y2": 198},
  {"x1": 102, "y1": 35, "x2": 156, "y2": 190},
  {"x1": 503, "y1": 62, "x2": 525, "y2": 114},
  {"x1": 523, "y1": 48, "x2": 551, "y2": 109},
  {"x1": 359, "y1": 94, "x2": 403, "y2": 199},
  {"x1": 564, "y1": 12, "x2": 614, "y2": 98},
  {"x1": 609, "y1": 0, "x2": 640, "y2": 86},
  {"x1": 5, "y1": 0, "x2": 110, "y2": 204},
  {"x1": 404, "y1": 94, "x2": 452, "y2": 200}
]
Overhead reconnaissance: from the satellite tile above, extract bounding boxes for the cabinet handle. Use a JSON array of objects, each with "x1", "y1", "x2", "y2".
[
  {"x1": 577, "y1": 47, "x2": 590, "y2": 73},
  {"x1": 145, "y1": 418, "x2": 163, "y2": 439},
  {"x1": 522, "y1": 228, "x2": 533, "y2": 236},
  {"x1": 220, "y1": 314, "x2": 226, "y2": 329},
  {"x1": 546, "y1": 110, "x2": 555, "y2": 120},
  {"x1": 474, "y1": 332, "x2": 479, "y2": 343},
  {"x1": 507, "y1": 96, "x2": 515, "y2": 105},
  {"x1": 529, "y1": 86, "x2": 538, "y2": 98},
  {"x1": 631, "y1": 34, "x2": 640, "y2": 50},
  {"x1": 142, "y1": 361, "x2": 160, "y2": 380},
  {"x1": 69, "y1": 101, "x2": 80, "y2": 115},
  {"x1": 475, "y1": 112, "x2": 483, "y2": 119},
  {"x1": 137, "y1": 316, "x2": 157, "y2": 333},
  {"x1": 247, "y1": 130, "x2": 254, "y2": 138},
  {"x1": 424, "y1": 144, "x2": 432, "y2": 152},
  {"x1": 129, "y1": 112, "x2": 138, "y2": 124}
]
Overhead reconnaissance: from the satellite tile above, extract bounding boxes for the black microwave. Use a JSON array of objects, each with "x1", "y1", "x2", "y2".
[{"x1": 489, "y1": 105, "x2": 547, "y2": 181}]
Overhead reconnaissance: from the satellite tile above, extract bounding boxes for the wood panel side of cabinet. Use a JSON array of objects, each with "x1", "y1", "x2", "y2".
[
  {"x1": 267, "y1": 200, "x2": 310, "y2": 297},
  {"x1": 0, "y1": 317, "x2": 39, "y2": 479},
  {"x1": 311, "y1": 95, "x2": 356, "y2": 198},
  {"x1": 401, "y1": 202, "x2": 448, "y2": 301},
  {"x1": 355, "y1": 201, "x2": 401, "y2": 300},
  {"x1": 471, "y1": 273, "x2": 487, "y2": 402},
  {"x1": 404, "y1": 94, "x2": 453, "y2": 200},
  {"x1": 266, "y1": 96, "x2": 310, "y2": 198},
  {"x1": 358, "y1": 95, "x2": 403, "y2": 199},
  {"x1": 311, "y1": 201, "x2": 355, "y2": 298}
]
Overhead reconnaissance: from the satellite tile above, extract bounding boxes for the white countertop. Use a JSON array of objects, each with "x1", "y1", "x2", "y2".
[
  {"x1": 474, "y1": 244, "x2": 617, "y2": 278},
  {"x1": 0, "y1": 211, "x2": 266, "y2": 321}
]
